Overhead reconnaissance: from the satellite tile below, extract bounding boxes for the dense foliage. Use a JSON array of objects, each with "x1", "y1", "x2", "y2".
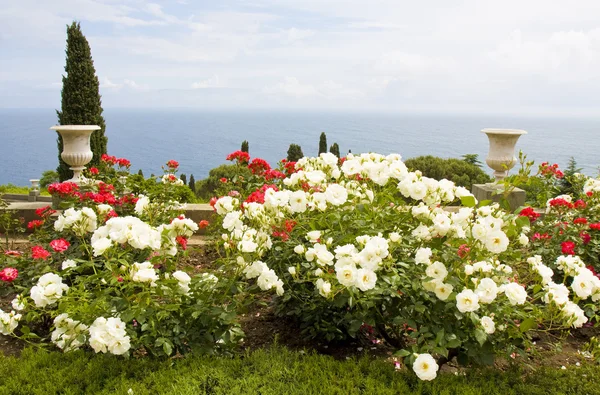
[
  {"x1": 404, "y1": 155, "x2": 493, "y2": 190},
  {"x1": 56, "y1": 21, "x2": 107, "y2": 181}
]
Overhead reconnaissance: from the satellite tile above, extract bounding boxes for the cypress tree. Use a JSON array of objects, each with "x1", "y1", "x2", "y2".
[
  {"x1": 180, "y1": 174, "x2": 187, "y2": 185},
  {"x1": 241, "y1": 140, "x2": 249, "y2": 153},
  {"x1": 56, "y1": 21, "x2": 107, "y2": 181},
  {"x1": 329, "y1": 143, "x2": 340, "y2": 158},
  {"x1": 287, "y1": 144, "x2": 304, "y2": 162},
  {"x1": 189, "y1": 174, "x2": 196, "y2": 194},
  {"x1": 137, "y1": 169, "x2": 144, "y2": 177},
  {"x1": 318, "y1": 132, "x2": 327, "y2": 155}
]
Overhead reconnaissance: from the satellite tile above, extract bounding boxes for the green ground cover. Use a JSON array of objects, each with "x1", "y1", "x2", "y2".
[{"x1": 0, "y1": 346, "x2": 598, "y2": 395}]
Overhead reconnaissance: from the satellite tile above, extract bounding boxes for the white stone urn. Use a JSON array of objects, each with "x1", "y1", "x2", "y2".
[
  {"x1": 29, "y1": 179, "x2": 40, "y2": 192},
  {"x1": 481, "y1": 128, "x2": 527, "y2": 182},
  {"x1": 50, "y1": 125, "x2": 101, "y2": 184}
]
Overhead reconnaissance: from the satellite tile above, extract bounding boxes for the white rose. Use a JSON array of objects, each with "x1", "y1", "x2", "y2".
[
  {"x1": 434, "y1": 282, "x2": 453, "y2": 301},
  {"x1": 456, "y1": 289, "x2": 480, "y2": 313},
  {"x1": 356, "y1": 268, "x2": 377, "y2": 291},
  {"x1": 413, "y1": 353, "x2": 439, "y2": 381},
  {"x1": 502, "y1": 282, "x2": 527, "y2": 305},
  {"x1": 481, "y1": 316, "x2": 496, "y2": 334}
]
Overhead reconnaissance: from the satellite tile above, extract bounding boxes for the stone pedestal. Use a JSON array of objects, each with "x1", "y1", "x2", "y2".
[
  {"x1": 28, "y1": 191, "x2": 39, "y2": 202},
  {"x1": 472, "y1": 184, "x2": 526, "y2": 212}
]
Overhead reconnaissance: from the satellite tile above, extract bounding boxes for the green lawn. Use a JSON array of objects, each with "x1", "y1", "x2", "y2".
[
  {"x1": 0, "y1": 184, "x2": 50, "y2": 196},
  {"x1": 0, "y1": 346, "x2": 598, "y2": 395}
]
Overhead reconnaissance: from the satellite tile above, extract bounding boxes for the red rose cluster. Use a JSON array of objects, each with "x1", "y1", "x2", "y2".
[
  {"x1": 540, "y1": 162, "x2": 564, "y2": 179},
  {"x1": 166, "y1": 160, "x2": 179, "y2": 169},
  {"x1": 226, "y1": 150, "x2": 251, "y2": 165},
  {"x1": 101, "y1": 154, "x2": 131, "y2": 168}
]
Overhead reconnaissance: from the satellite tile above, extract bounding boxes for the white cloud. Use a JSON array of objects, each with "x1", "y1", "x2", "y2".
[
  {"x1": 264, "y1": 77, "x2": 320, "y2": 98},
  {"x1": 191, "y1": 75, "x2": 225, "y2": 89}
]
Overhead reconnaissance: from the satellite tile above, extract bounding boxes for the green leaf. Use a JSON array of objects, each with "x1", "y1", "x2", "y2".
[
  {"x1": 515, "y1": 215, "x2": 530, "y2": 229},
  {"x1": 520, "y1": 318, "x2": 536, "y2": 333},
  {"x1": 394, "y1": 349, "x2": 411, "y2": 357},
  {"x1": 474, "y1": 329, "x2": 487, "y2": 346},
  {"x1": 460, "y1": 195, "x2": 476, "y2": 208}
]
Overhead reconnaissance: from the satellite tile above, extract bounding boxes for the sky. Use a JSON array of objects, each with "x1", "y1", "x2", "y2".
[{"x1": 2, "y1": 0, "x2": 600, "y2": 115}]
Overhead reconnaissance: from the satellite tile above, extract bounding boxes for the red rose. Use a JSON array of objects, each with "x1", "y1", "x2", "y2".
[
  {"x1": 4, "y1": 250, "x2": 21, "y2": 257},
  {"x1": 574, "y1": 217, "x2": 588, "y2": 225},
  {"x1": 50, "y1": 238, "x2": 70, "y2": 252},
  {"x1": 590, "y1": 223, "x2": 600, "y2": 231},
  {"x1": 89, "y1": 167, "x2": 99, "y2": 175},
  {"x1": 35, "y1": 206, "x2": 56, "y2": 218},
  {"x1": 27, "y1": 220, "x2": 44, "y2": 230},
  {"x1": 220, "y1": 177, "x2": 228, "y2": 183},
  {"x1": 0, "y1": 267, "x2": 18, "y2": 282},
  {"x1": 587, "y1": 191, "x2": 594, "y2": 197},
  {"x1": 198, "y1": 220, "x2": 210, "y2": 229},
  {"x1": 166, "y1": 160, "x2": 179, "y2": 169},
  {"x1": 209, "y1": 197, "x2": 218, "y2": 208},
  {"x1": 574, "y1": 200, "x2": 587, "y2": 209},
  {"x1": 176, "y1": 235, "x2": 188, "y2": 250},
  {"x1": 518, "y1": 207, "x2": 540, "y2": 222},
  {"x1": 561, "y1": 241, "x2": 576, "y2": 255},
  {"x1": 580, "y1": 232, "x2": 591, "y2": 244},
  {"x1": 457, "y1": 244, "x2": 471, "y2": 259},
  {"x1": 31, "y1": 245, "x2": 50, "y2": 260}
]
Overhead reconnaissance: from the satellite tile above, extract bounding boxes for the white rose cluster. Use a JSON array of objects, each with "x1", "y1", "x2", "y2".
[
  {"x1": 89, "y1": 316, "x2": 131, "y2": 355},
  {"x1": 130, "y1": 262, "x2": 159, "y2": 285},
  {"x1": 0, "y1": 309, "x2": 21, "y2": 335},
  {"x1": 54, "y1": 207, "x2": 97, "y2": 236},
  {"x1": 173, "y1": 270, "x2": 192, "y2": 294},
  {"x1": 242, "y1": 260, "x2": 284, "y2": 295},
  {"x1": 91, "y1": 216, "x2": 162, "y2": 256},
  {"x1": 583, "y1": 177, "x2": 600, "y2": 194},
  {"x1": 532, "y1": 255, "x2": 599, "y2": 328},
  {"x1": 51, "y1": 313, "x2": 88, "y2": 351},
  {"x1": 30, "y1": 273, "x2": 69, "y2": 308},
  {"x1": 161, "y1": 174, "x2": 184, "y2": 185}
]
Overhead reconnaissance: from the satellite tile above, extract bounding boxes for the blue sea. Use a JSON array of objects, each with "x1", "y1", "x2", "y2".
[{"x1": 0, "y1": 108, "x2": 598, "y2": 186}]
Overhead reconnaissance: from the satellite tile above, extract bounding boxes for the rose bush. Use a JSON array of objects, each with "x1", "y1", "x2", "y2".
[
  {"x1": 213, "y1": 151, "x2": 599, "y2": 379},
  {"x1": 0, "y1": 159, "x2": 244, "y2": 357}
]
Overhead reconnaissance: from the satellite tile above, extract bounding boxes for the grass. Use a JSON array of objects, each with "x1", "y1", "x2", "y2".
[
  {"x1": 0, "y1": 184, "x2": 50, "y2": 196},
  {"x1": 0, "y1": 346, "x2": 599, "y2": 395}
]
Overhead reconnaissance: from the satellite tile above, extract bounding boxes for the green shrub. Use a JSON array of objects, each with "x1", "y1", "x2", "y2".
[
  {"x1": 287, "y1": 144, "x2": 304, "y2": 162},
  {"x1": 195, "y1": 164, "x2": 252, "y2": 200},
  {"x1": 128, "y1": 174, "x2": 197, "y2": 203},
  {"x1": 404, "y1": 155, "x2": 492, "y2": 190},
  {"x1": 40, "y1": 170, "x2": 59, "y2": 189}
]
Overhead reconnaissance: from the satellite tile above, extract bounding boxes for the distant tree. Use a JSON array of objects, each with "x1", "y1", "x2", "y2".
[
  {"x1": 461, "y1": 154, "x2": 483, "y2": 168},
  {"x1": 137, "y1": 169, "x2": 144, "y2": 177},
  {"x1": 241, "y1": 140, "x2": 249, "y2": 153},
  {"x1": 56, "y1": 21, "x2": 107, "y2": 181},
  {"x1": 318, "y1": 132, "x2": 328, "y2": 155},
  {"x1": 329, "y1": 143, "x2": 340, "y2": 158},
  {"x1": 40, "y1": 170, "x2": 59, "y2": 189},
  {"x1": 188, "y1": 174, "x2": 196, "y2": 194},
  {"x1": 404, "y1": 155, "x2": 493, "y2": 191},
  {"x1": 180, "y1": 174, "x2": 187, "y2": 185},
  {"x1": 559, "y1": 157, "x2": 583, "y2": 195},
  {"x1": 287, "y1": 144, "x2": 304, "y2": 162}
]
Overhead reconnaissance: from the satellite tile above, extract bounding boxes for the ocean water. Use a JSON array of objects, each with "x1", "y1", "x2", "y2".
[{"x1": 0, "y1": 108, "x2": 598, "y2": 186}]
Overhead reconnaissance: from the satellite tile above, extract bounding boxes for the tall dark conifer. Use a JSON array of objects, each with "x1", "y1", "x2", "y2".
[
  {"x1": 318, "y1": 132, "x2": 327, "y2": 155},
  {"x1": 56, "y1": 21, "x2": 107, "y2": 181},
  {"x1": 329, "y1": 143, "x2": 340, "y2": 158},
  {"x1": 287, "y1": 144, "x2": 304, "y2": 162},
  {"x1": 241, "y1": 140, "x2": 249, "y2": 153}
]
